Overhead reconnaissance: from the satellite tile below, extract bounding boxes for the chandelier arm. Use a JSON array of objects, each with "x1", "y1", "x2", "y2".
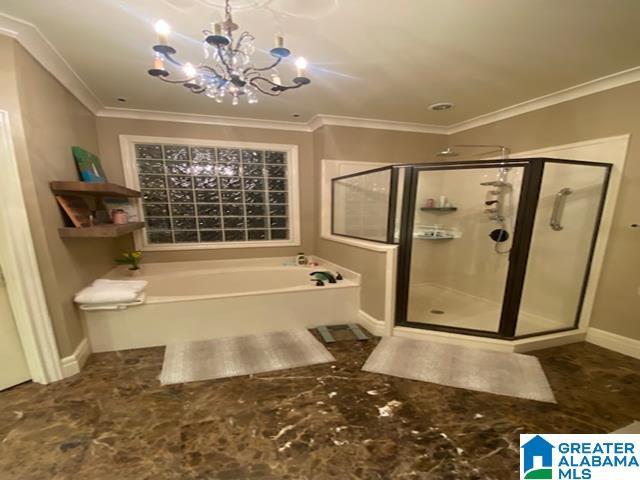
[
  {"x1": 157, "y1": 49, "x2": 218, "y2": 81},
  {"x1": 251, "y1": 76, "x2": 283, "y2": 88},
  {"x1": 250, "y1": 76, "x2": 304, "y2": 92},
  {"x1": 158, "y1": 76, "x2": 195, "y2": 84},
  {"x1": 199, "y1": 64, "x2": 225, "y2": 80},
  {"x1": 235, "y1": 31, "x2": 254, "y2": 51},
  {"x1": 248, "y1": 79, "x2": 282, "y2": 96},
  {"x1": 160, "y1": 51, "x2": 184, "y2": 68},
  {"x1": 243, "y1": 56, "x2": 282, "y2": 75}
]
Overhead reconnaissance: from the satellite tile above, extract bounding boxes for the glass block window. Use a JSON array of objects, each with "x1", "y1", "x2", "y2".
[{"x1": 134, "y1": 143, "x2": 291, "y2": 245}]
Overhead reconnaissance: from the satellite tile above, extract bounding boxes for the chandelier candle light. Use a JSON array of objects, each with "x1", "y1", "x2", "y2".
[{"x1": 147, "y1": 0, "x2": 311, "y2": 105}]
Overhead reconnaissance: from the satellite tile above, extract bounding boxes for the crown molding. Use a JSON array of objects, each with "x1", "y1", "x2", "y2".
[
  {"x1": 309, "y1": 114, "x2": 447, "y2": 134},
  {"x1": 97, "y1": 108, "x2": 449, "y2": 134},
  {"x1": 2, "y1": 12, "x2": 640, "y2": 136},
  {"x1": 97, "y1": 107, "x2": 313, "y2": 132},
  {"x1": 446, "y1": 65, "x2": 640, "y2": 134},
  {"x1": 0, "y1": 13, "x2": 102, "y2": 114}
]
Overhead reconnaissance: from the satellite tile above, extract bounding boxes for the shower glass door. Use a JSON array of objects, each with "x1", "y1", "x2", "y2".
[
  {"x1": 397, "y1": 162, "x2": 528, "y2": 335},
  {"x1": 515, "y1": 161, "x2": 610, "y2": 336}
]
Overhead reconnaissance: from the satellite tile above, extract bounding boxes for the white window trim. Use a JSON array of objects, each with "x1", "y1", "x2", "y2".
[{"x1": 119, "y1": 135, "x2": 301, "y2": 251}]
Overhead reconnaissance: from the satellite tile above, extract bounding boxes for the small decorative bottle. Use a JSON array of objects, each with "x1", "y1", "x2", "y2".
[{"x1": 296, "y1": 252, "x2": 308, "y2": 266}]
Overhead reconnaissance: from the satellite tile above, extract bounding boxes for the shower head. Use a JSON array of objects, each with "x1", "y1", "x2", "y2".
[
  {"x1": 436, "y1": 147, "x2": 459, "y2": 157},
  {"x1": 435, "y1": 144, "x2": 511, "y2": 159}
]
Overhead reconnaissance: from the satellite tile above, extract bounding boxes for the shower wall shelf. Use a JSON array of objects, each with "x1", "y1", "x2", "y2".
[
  {"x1": 413, "y1": 232, "x2": 462, "y2": 240},
  {"x1": 420, "y1": 207, "x2": 458, "y2": 212},
  {"x1": 413, "y1": 235, "x2": 459, "y2": 240}
]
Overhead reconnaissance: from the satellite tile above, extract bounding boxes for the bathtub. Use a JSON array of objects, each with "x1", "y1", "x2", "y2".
[{"x1": 82, "y1": 257, "x2": 361, "y2": 352}]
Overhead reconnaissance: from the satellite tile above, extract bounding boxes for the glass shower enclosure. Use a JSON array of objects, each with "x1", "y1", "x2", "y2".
[{"x1": 331, "y1": 158, "x2": 611, "y2": 340}]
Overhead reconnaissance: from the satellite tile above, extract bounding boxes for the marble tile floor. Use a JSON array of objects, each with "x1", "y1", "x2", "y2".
[{"x1": 0, "y1": 334, "x2": 638, "y2": 480}]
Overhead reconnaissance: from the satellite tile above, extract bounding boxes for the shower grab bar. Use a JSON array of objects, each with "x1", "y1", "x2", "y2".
[{"x1": 550, "y1": 187, "x2": 573, "y2": 231}]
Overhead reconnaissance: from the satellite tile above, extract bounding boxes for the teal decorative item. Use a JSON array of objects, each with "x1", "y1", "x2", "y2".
[{"x1": 72, "y1": 146, "x2": 107, "y2": 183}]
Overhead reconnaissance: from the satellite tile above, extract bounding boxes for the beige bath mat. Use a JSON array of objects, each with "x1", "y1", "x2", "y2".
[
  {"x1": 613, "y1": 421, "x2": 640, "y2": 434},
  {"x1": 159, "y1": 329, "x2": 335, "y2": 385},
  {"x1": 362, "y1": 336, "x2": 556, "y2": 403}
]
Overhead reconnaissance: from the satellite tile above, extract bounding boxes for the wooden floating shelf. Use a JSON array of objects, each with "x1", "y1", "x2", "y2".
[
  {"x1": 50, "y1": 181, "x2": 140, "y2": 198},
  {"x1": 420, "y1": 207, "x2": 458, "y2": 212},
  {"x1": 58, "y1": 222, "x2": 145, "y2": 238}
]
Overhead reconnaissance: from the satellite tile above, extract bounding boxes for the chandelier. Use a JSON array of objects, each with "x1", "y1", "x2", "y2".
[{"x1": 147, "y1": 0, "x2": 310, "y2": 105}]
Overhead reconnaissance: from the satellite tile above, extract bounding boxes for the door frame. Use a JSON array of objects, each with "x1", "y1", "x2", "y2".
[
  {"x1": 0, "y1": 110, "x2": 63, "y2": 384},
  {"x1": 395, "y1": 159, "x2": 531, "y2": 338}
]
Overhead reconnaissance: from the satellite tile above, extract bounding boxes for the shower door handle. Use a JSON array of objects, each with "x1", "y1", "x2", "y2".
[{"x1": 550, "y1": 187, "x2": 573, "y2": 231}]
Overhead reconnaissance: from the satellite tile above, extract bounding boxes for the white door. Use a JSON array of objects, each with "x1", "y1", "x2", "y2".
[{"x1": 0, "y1": 266, "x2": 30, "y2": 390}]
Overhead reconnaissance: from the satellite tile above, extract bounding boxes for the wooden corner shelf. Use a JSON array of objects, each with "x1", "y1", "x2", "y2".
[
  {"x1": 58, "y1": 222, "x2": 145, "y2": 238},
  {"x1": 50, "y1": 181, "x2": 140, "y2": 198}
]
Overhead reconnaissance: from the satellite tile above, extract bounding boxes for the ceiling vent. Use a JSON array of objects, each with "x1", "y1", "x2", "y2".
[{"x1": 428, "y1": 102, "x2": 455, "y2": 111}]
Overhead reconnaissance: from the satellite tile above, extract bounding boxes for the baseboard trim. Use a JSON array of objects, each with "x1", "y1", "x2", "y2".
[
  {"x1": 393, "y1": 326, "x2": 586, "y2": 353},
  {"x1": 358, "y1": 310, "x2": 386, "y2": 336},
  {"x1": 512, "y1": 330, "x2": 587, "y2": 353},
  {"x1": 60, "y1": 338, "x2": 91, "y2": 377},
  {"x1": 393, "y1": 326, "x2": 517, "y2": 352},
  {"x1": 585, "y1": 328, "x2": 640, "y2": 360}
]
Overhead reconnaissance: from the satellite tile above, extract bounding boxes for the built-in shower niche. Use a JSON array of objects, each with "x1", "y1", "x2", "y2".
[{"x1": 331, "y1": 158, "x2": 611, "y2": 341}]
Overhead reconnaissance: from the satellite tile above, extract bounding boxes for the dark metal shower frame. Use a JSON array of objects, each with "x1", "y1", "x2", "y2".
[
  {"x1": 331, "y1": 165, "x2": 400, "y2": 244},
  {"x1": 331, "y1": 157, "x2": 612, "y2": 341}
]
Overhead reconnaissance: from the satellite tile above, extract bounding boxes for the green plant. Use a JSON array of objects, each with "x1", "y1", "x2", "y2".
[{"x1": 115, "y1": 250, "x2": 142, "y2": 270}]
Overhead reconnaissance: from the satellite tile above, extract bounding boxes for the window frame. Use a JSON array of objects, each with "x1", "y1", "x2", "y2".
[{"x1": 119, "y1": 135, "x2": 301, "y2": 251}]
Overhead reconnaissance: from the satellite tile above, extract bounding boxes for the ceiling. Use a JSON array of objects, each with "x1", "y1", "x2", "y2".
[{"x1": 2, "y1": 0, "x2": 640, "y2": 126}]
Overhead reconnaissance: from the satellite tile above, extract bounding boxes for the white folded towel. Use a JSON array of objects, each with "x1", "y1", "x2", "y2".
[
  {"x1": 79, "y1": 293, "x2": 146, "y2": 311},
  {"x1": 74, "y1": 279, "x2": 148, "y2": 305},
  {"x1": 92, "y1": 279, "x2": 147, "y2": 294}
]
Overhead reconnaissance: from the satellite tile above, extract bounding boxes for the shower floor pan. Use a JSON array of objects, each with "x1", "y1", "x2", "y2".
[{"x1": 407, "y1": 283, "x2": 567, "y2": 336}]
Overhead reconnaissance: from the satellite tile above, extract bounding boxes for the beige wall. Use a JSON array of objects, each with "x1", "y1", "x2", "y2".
[
  {"x1": 0, "y1": 39, "x2": 123, "y2": 357},
  {"x1": 316, "y1": 125, "x2": 446, "y2": 164},
  {"x1": 314, "y1": 125, "x2": 446, "y2": 320},
  {"x1": 449, "y1": 81, "x2": 640, "y2": 340},
  {"x1": 96, "y1": 117, "x2": 315, "y2": 263}
]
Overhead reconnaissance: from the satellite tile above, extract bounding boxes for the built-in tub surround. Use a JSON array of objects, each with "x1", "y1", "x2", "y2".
[{"x1": 83, "y1": 257, "x2": 360, "y2": 352}]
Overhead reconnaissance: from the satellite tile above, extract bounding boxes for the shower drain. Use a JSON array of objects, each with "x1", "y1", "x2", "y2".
[{"x1": 430, "y1": 309, "x2": 445, "y2": 315}]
